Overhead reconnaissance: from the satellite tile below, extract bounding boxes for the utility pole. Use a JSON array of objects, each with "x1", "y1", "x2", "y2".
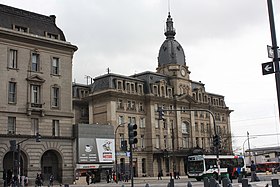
[
  {"x1": 247, "y1": 131, "x2": 252, "y2": 162},
  {"x1": 267, "y1": 0, "x2": 280, "y2": 120}
]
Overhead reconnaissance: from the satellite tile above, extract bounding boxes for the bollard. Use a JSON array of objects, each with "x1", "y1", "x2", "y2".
[
  {"x1": 210, "y1": 178, "x2": 217, "y2": 187},
  {"x1": 272, "y1": 178, "x2": 279, "y2": 187},
  {"x1": 238, "y1": 174, "x2": 243, "y2": 183},
  {"x1": 145, "y1": 183, "x2": 150, "y2": 187},
  {"x1": 167, "y1": 182, "x2": 170, "y2": 187},
  {"x1": 122, "y1": 184, "x2": 125, "y2": 187},
  {"x1": 187, "y1": 181, "x2": 192, "y2": 187},
  {"x1": 169, "y1": 178, "x2": 174, "y2": 187},
  {"x1": 241, "y1": 178, "x2": 249, "y2": 187},
  {"x1": 204, "y1": 177, "x2": 210, "y2": 187},
  {"x1": 222, "y1": 177, "x2": 230, "y2": 187}
]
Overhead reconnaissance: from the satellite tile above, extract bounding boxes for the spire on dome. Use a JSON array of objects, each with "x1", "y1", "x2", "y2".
[{"x1": 164, "y1": 12, "x2": 176, "y2": 39}]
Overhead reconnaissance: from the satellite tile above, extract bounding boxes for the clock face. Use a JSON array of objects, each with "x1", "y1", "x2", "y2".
[{"x1": 181, "y1": 69, "x2": 186, "y2": 76}]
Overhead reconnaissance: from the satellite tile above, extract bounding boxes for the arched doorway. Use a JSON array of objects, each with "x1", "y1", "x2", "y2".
[
  {"x1": 41, "y1": 150, "x2": 62, "y2": 183},
  {"x1": 3, "y1": 150, "x2": 28, "y2": 184}
]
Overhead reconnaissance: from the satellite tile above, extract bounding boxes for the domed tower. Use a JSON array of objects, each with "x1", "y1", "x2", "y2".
[{"x1": 157, "y1": 12, "x2": 191, "y2": 95}]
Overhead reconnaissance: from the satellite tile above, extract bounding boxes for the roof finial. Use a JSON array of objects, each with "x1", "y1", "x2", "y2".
[{"x1": 164, "y1": 12, "x2": 176, "y2": 39}]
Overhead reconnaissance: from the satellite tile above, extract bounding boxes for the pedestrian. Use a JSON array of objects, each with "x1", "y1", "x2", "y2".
[
  {"x1": 227, "y1": 164, "x2": 233, "y2": 183},
  {"x1": 91, "y1": 172, "x2": 95, "y2": 184},
  {"x1": 124, "y1": 172, "x2": 129, "y2": 182},
  {"x1": 106, "y1": 171, "x2": 110, "y2": 183},
  {"x1": 24, "y1": 176, "x2": 28, "y2": 186},
  {"x1": 250, "y1": 160, "x2": 257, "y2": 182},
  {"x1": 85, "y1": 172, "x2": 90, "y2": 185},
  {"x1": 158, "y1": 170, "x2": 163, "y2": 180},
  {"x1": 49, "y1": 174, "x2": 54, "y2": 186},
  {"x1": 21, "y1": 175, "x2": 25, "y2": 187},
  {"x1": 176, "y1": 171, "x2": 180, "y2": 179}
]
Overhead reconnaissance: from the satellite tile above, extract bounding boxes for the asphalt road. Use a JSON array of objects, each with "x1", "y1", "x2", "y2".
[{"x1": 52, "y1": 173, "x2": 280, "y2": 187}]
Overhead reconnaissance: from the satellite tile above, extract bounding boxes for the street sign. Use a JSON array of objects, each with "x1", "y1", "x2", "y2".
[
  {"x1": 267, "y1": 45, "x2": 280, "y2": 58},
  {"x1": 262, "y1": 62, "x2": 275, "y2": 75}
]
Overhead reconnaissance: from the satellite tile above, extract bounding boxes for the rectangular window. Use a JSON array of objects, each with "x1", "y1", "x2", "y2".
[
  {"x1": 8, "y1": 49, "x2": 17, "y2": 69},
  {"x1": 156, "y1": 135, "x2": 160, "y2": 149},
  {"x1": 52, "y1": 120, "x2": 59, "y2": 136},
  {"x1": 164, "y1": 135, "x2": 168, "y2": 148},
  {"x1": 52, "y1": 87, "x2": 59, "y2": 107},
  {"x1": 183, "y1": 136, "x2": 188, "y2": 148},
  {"x1": 31, "y1": 85, "x2": 40, "y2": 104},
  {"x1": 31, "y1": 118, "x2": 39, "y2": 135},
  {"x1": 117, "y1": 99, "x2": 124, "y2": 109},
  {"x1": 140, "y1": 135, "x2": 145, "y2": 148},
  {"x1": 8, "y1": 82, "x2": 16, "y2": 103},
  {"x1": 139, "y1": 117, "x2": 145, "y2": 128},
  {"x1": 8, "y1": 117, "x2": 16, "y2": 134},
  {"x1": 118, "y1": 116, "x2": 124, "y2": 125},
  {"x1": 119, "y1": 133, "x2": 124, "y2": 149},
  {"x1": 128, "y1": 116, "x2": 136, "y2": 124},
  {"x1": 142, "y1": 158, "x2": 146, "y2": 173},
  {"x1": 52, "y1": 57, "x2": 59, "y2": 75},
  {"x1": 31, "y1": 53, "x2": 40, "y2": 71},
  {"x1": 139, "y1": 102, "x2": 144, "y2": 112}
]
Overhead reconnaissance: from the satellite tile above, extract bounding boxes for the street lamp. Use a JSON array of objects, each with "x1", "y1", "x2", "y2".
[
  {"x1": 114, "y1": 123, "x2": 125, "y2": 182},
  {"x1": 242, "y1": 134, "x2": 256, "y2": 162}
]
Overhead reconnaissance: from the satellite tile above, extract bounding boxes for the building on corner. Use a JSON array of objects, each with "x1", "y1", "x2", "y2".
[{"x1": 0, "y1": 4, "x2": 77, "y2": 185}]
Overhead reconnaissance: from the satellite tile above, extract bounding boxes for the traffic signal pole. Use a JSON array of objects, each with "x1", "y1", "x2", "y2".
[
  {"x1": 267, "y1": 0, "x2": 280, "y2": 121},
  {"x1": 9, "y1": 133, "x2": 41, "y2": 186}
]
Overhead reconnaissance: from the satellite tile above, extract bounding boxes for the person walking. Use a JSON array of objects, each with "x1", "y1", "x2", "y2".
[
  {"x1": 85, "y1": 172, "x2": 90, "y2": 185},
  {"x1": 158, "y1": 170, "x2": 163, "y2": 180},
  {"x1": 250, "y1": 160, "x2": 257, "y2": 182},
  {"x1": 49, "y1": 174, "x2": 54, "y2": 186},
  {"x1": 227, "y1": 164, "x2": 233, "y2": 183}
]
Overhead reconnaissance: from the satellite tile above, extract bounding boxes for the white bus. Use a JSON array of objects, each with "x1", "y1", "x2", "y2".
[{"x1": 186, "y1": 155, "x2": 246, "y2": 181}]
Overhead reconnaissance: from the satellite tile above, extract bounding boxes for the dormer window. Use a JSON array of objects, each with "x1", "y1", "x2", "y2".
[
  {"x1": 45, "y1": 32, "x2": 59, "y2": 39},
  {"x1": 13, "y1": 25, "x2": 28, "y2": 33}
]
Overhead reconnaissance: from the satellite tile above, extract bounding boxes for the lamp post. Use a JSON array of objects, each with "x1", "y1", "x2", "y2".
[
  {"x1": 242, "y1": 134, "x2": 256, "y2": 163},
  {"x1": 114, "y1": 123, "x2": 125, "y2": 183}
]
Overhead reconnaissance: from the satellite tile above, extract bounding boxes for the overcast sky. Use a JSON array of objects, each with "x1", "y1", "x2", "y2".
[{"x1": 2, "y1": 0, "x2": 280, "y2": 153}]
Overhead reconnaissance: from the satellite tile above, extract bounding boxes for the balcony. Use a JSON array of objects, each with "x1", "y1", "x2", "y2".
[
  {"x1": 27, "y1": 102, "x2": 45, "y2": 116},
  {"x1": 31, "y1": 103, "x2": 42, "y2": 108}
]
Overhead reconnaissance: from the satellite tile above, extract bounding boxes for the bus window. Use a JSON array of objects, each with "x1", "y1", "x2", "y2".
[{"x1": 187, "y1": 161, "x2": 204, "y2": 173}]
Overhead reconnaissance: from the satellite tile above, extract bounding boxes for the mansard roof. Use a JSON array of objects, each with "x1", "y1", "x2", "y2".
[{"x1": 0, "y1": 4, "x2": 66, "y2": 41}]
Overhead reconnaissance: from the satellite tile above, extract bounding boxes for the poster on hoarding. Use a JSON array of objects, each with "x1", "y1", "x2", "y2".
[
  {"x1": 96, "y1": 138, "x2": 115, "y2": 162},
  {"x1": 78, "y1": 138, "x2": 98, "y2": 163}
]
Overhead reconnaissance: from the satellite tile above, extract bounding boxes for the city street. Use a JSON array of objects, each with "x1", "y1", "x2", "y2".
[{"x1": 51, "y1": 173, "x2": 280, "y2": 187}]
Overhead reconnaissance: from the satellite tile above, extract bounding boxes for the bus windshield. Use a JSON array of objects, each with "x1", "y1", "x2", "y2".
[{"x1": 187, "y1": 160, "x2": 204, "y2": 173}]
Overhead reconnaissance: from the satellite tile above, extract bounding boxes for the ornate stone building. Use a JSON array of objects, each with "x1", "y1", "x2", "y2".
[
  {"x1": 74, "y1": 13, "x2": 233, "y2": 177},
  {"x1": 0, "y1": 4, "x2": 77, "y2": 185}
]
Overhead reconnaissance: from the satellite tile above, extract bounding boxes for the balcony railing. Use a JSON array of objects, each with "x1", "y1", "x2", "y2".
[{"x1": 31, "y1": 103, "x2": 42, "y2": 108}]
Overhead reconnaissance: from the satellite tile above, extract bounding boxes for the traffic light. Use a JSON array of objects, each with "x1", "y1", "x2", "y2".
[
  {"x1": 158, "y1": 107, "x2": 165, "y2": 121},
  {"x1": 36, "y1": 132, "x2": 42, "y2": 142},
  {"x1": 121, "y1": 140, "x2": 128, "y2": 151},
  {"x1": 213, "y1": 135, "x2": 221, "y2": 147},
  {"x1": 9, "y1": 140, "x2": 16, "y2": 151},
  {"x1": 128, "y1": 123, "x2": 138, "y2": 145}
]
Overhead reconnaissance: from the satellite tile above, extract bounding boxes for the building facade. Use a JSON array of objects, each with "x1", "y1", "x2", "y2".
[
  {"x1": 0, "y1": 4, "x2": 77, "y2": 185},
  {"x1": 74, "y1": 13, "x2": 233, "y2": 178}
]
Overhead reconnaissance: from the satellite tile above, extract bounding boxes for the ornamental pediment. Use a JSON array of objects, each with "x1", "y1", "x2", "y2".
[
  {"x1": 26, "y1": 74, "x2": 45, "y2": 83},
  {"x1": 177, "y1": 94, "x2": 196, "y2": 103}
]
